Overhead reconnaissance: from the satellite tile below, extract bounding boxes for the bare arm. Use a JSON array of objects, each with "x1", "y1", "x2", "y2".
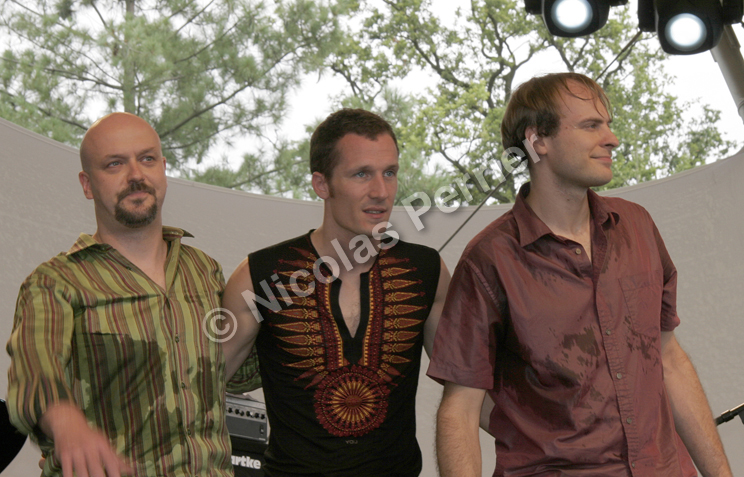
[
  {"x1": 39, "y1": 402, "x2": 132, "y2": 477},
  {"x1": 222, "y1": 257, "x2": 262, "y2": 380},
  {"x1": 437, "y1": 382, "x2": 486, "y2": 477},
  {"x1": 662, "y1": 332, "x2": 732, "y2": 477},
  {"x1": 423, "y1": 257, "x2": 450, "y2": 357},
  {"x1": 424, "y1": 258, "x2": 495, "y2": 436}
]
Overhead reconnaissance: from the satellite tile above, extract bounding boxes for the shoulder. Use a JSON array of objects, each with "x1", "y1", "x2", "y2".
[
  {"x1": 17, "y1": 252, "x2": 87, "y2": 304},
  {"x1": 383, "y1": 238, "x2": 442, "y2": 290},
  {"x1": 26, "y1": 253, "x2": 70, "y2": 281},
  {"x1": 459, "y1": 209, "x2": 519, "y2": 264},
  {"x1": 387, "y1": 238, "x2": 439, "y2": 261},
  {"x1": 249, "y1": 233, "x2": 310, "y2": 261},
  {"x1": 598, "y1": 194, "x2": 657, "y2": 228},
  {"x1": 179, "y1": 242, "x2": 220, "y2": 266},
  {"x1": 599, "y1": 194, "x2": 650, "y2": 214}
]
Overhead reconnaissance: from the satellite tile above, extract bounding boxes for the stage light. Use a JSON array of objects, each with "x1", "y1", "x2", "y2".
[
  {"x1": 525, "y1": 0, "x2": 628, "y2": 38},
  {"x1": 639, "y1": 0, "x2": 744, "y2": 55},
  {"x1": 665, "y1": 13, "x2": 707, "y2": 52},
  {"x1": 552, "y1": 0, "x2": 593, "y2": 33}
]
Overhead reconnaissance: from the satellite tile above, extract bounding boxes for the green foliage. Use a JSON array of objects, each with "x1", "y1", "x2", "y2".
[
  {"x1": 0, "y1": 0, "x2": 344, "y2": 170},
  {"x1": 1, "y1": 0, "x2": 735, "y2": 203},
  {"x1": 319, "y1": 0, "x2": 736, "y2": 204},
  {"x1": 190, "y1": 85, "x2": 454, "y2": 203}
]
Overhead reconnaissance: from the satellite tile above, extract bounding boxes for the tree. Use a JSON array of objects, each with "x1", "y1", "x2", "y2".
[
  {"x1": 0, "y1": 0, "x2": 344, "y2": 170},
  {"x1": 188, "y1": 85, "x2": 454, "y2": 200},
  {"x1": 316, "y1": 0, "x2": 737, "y2": 204}
]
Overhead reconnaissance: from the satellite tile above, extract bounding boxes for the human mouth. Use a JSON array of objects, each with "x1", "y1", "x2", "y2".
[
  {"x1": 363, "y1": 207, "x2": 387, "y2": 218},
  {"x1": 593, "y1": 155, "x2": 612, "y2": 165}
]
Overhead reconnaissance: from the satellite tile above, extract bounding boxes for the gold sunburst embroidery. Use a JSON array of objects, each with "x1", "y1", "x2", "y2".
[
  {"x1": 383, "y1": 304, "x2": 425, "y2": 316},
  {"x1": 382, "y1": 330, "x2": 419, "y2": 342},
  {"x1": 384, "y1": 318, "x2": 423, "y2": 330},
  {"x1": 380, "y1": 267, "x2": 413, "y2": 278},
  {"x1": 384, "y1": 292, "x2": 421, "y2": 303},
  {"x1": 383, "y1": 279, "x2": 419, "y2": 291}
]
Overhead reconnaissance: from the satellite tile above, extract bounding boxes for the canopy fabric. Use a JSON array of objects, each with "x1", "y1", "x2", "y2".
[{"x1": 1, "y1": 117, "x2": 742, "y2": 475}]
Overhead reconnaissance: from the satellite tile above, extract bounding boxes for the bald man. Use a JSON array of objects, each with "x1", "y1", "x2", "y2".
[{"x1": 7, "y1": 113, "x2": 240, "y2": 477}]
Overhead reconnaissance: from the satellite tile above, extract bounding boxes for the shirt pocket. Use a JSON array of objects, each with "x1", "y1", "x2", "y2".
[{"x1": 619, "y1": 269, "x2": 664, "y2": 338}]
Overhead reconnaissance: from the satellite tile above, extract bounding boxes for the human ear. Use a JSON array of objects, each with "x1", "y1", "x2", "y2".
[
  {"x1": 79, "y1": 171, "x2": 94, "y2": 200},
  {"x1": 525, "y1": 126, "x2": 548, "y2": 156},
  {"x1": 312, "y1": 172, "x2": 331, "y2": 199}
]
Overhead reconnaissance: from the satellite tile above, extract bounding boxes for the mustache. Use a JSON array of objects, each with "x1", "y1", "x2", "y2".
[{"x1": 117, "y1": 182, "x2": 156, "y2": 202}]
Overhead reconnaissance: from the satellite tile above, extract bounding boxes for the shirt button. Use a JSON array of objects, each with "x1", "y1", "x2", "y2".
[
  {"x1": 605, "y1": 329, "x2": 612, "y2": 335},
  {"x1": 187, "y1": 429, "x2": 192, "y2": 436},
  {"x1": 631, "y1": 462, "x2": 636, "y2": 468},
  {"x1": 175, "y1": 335, "x2": 180, "y2": 343},
  {"x1": 616, "y1": 372, "x2": 623, "y2": 379},
  {"x1": 574, "y1": 248, "x2": 582, "y2": 255},
  {"x1": 627, "y1": 417, "x2": 633, "y2": 424},
  {"x1": 180, "y1": 382, "x2": 186, "y2": 389}
]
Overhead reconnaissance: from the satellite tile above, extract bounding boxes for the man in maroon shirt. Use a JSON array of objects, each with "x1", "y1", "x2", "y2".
[{"x1": 428, "y1": 73, "x2": 732, "y2": 477}]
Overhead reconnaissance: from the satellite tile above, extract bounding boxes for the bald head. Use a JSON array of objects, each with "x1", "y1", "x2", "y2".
[{"x1": 80, "y1": 113, "x2": 162, "y2": 172}]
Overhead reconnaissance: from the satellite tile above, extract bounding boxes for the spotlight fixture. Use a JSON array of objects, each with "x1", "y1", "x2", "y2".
[
  {"x1": 525, "y1": 0, "x2": 628, "y2": 38},
  {"x1": 638, "y1": 0, "x2": 744, "y2": 55}
]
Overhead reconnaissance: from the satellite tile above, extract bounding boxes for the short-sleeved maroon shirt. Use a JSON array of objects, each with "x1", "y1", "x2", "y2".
[{"x1": 428, "y1": 184, "x2": 696, "y2": 477}]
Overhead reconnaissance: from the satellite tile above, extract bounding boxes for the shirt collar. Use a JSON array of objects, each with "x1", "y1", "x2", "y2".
[
  {"x1": 513, "y1": 182, "x2": 620, "y2": 248},
  {"x1": 66, "y1": 226, "x2": 194, "y2": 256}
]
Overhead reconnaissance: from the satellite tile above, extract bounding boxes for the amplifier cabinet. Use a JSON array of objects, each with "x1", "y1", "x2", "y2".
[
  {"x1": 231, "y1": 435, "x2": 268, "y2": 477},
  {"x1": 225, "y1": 393, "x2": 268, "y2": 443},
  {"x1": 226, "y1": 394, "x2": 269, "y2": 477}
]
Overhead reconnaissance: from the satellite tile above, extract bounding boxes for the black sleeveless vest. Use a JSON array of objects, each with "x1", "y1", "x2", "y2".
[{"x1": 248, "y1": 232, "x2": 440, "y2": 477}]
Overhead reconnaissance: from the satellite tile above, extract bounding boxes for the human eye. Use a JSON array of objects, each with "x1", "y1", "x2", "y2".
[
  {"x1": 354, "y1": 170, "x2": 368, "y2": 178},
  {"x1": 384, "y1": 169, "x2": 397, "y2": 177},
  {"x1": 106, "y1": 160, "x2": 121, "y2": 168}
]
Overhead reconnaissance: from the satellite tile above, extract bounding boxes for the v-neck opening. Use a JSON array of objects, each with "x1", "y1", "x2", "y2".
[{"x1": 329, "y1": 272, "x2": 370, "y2": 365}]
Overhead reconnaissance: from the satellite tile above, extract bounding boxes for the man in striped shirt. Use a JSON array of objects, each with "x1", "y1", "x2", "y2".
[{"x1": 7, "y1": 113, "x2": 240, "y2": 476}]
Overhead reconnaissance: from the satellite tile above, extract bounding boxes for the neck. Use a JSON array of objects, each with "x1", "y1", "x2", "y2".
[
  {"x1": 525, "y1": 177, "x2": 591, "y2": 237},
  {"x1": 310, "y1": 225, "x2": 380, "y2": 277},
  {"x1": 93, "y1": 218, "x2": 167, "y2": 264}
]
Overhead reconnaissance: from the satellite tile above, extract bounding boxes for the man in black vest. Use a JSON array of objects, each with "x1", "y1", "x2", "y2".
[{"x1": 222, "y1": 108, "x2": 451, "y2": 477}]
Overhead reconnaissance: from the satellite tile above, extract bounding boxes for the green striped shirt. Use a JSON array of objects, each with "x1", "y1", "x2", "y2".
[{"x1": 7, "y1": 227, "x2": 238, "y2": 476}]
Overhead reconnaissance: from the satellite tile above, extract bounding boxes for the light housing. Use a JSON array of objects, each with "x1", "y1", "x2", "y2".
[
  {"x1": 639, "y1": 0, "x2": 744, "y2": 55},
  {"x1": 525, "y1": 0, "x2": 628, "y2": 38}
]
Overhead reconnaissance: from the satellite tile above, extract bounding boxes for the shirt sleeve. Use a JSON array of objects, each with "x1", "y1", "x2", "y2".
[
  {"x1": 427, "y1": 257, "x2": 504, "y2": 390},
  {"x1": 652, "y1": 220, "x2": 681, "y2": 332},
  {"x1": 225, "y1": 349, "x2": 261, "y2": 393},
  {"x1": 6, "y1": 266, "x2": 76, "y2": 443}
]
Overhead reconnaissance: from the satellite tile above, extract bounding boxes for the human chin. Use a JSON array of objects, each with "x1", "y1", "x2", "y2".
[
  {"x1": 115, "y1": 201, "x2": 158, "y2": 228},
  {"x1": 587, "y1": 168, "x2": 613, "y2": 188}
]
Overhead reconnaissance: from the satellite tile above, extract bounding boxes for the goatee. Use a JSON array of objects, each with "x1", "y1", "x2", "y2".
[{"x1": 115, "y1": 182, "x2": 158, "y2": 228}]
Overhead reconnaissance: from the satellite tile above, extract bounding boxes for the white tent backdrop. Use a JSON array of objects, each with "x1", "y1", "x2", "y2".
[{"x1": 1, "y1": 117, "x2": 742, "y2": 476}]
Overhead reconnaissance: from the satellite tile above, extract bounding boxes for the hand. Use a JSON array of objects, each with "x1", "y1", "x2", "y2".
[{"x1": 39, "y1": 403, "x2": 133, "y2": 477}]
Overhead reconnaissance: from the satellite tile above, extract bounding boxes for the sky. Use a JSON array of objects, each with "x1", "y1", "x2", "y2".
[{"x1": 266, "y1": 0, "x2": 744, "y2": 174}]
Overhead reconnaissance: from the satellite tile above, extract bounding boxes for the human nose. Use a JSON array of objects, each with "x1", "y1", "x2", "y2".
[
  {"x1": 604, "y1": 127, "x2": 619, "y2": 150},
  {"x1": 368, "y1": 174, "x2": 390, "y2": 200},
  {"x1": 126, "y1": 159, "x2": 145, "y2": 182}
]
